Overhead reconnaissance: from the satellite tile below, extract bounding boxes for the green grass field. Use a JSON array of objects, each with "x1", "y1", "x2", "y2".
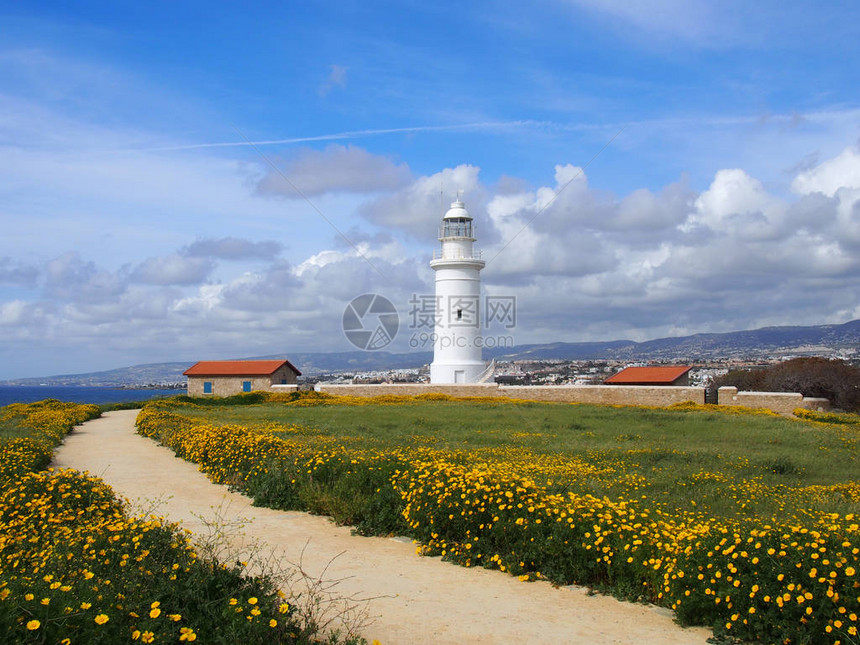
[{"x1": 170, "y1": 397, "x2": 860, "y2": 522}]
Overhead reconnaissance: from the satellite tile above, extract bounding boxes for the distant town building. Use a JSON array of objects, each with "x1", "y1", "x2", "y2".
[
  {"x1": 604, "y1": 365, "x2": 693, "y2": 386},
  {"x1": 184, "y1": 359, "x2": 301, "y2": 396}
]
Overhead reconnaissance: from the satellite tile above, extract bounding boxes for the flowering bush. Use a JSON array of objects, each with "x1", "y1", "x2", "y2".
[
  {"x1": 0, "y1": 399, "x2": 99, "y2": 485},
  {"x1": 794, "y1": 408, "x2": 860, "y2": 427},
  {"x1": 0, "y1": 400, "x2": 314, "y2": 645},
  {"x1": 0, "y1": 469, "x2": 299, "y2": 644}
]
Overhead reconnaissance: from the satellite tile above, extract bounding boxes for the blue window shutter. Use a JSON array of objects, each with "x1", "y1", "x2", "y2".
[
  {"x1": 203, "y1": 381, "x2": 212, "y2": 394},
  {"x1": 243, "y1": 381, "x2": 251, "y2": 392}
]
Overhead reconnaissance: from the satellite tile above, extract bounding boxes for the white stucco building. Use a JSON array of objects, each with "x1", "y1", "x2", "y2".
[{"x1": 429, "y1": 198, "x2": 487, "y2": 384}]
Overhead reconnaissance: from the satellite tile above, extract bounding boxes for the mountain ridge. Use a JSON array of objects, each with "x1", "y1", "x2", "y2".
[{"x1": 3, "y1": 319, "x2": 858, "y2": 386}]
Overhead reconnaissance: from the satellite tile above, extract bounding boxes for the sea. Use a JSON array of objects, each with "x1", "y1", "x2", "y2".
[{"x1": 0, "y1": 385, "x2": 186, "y2": 407}]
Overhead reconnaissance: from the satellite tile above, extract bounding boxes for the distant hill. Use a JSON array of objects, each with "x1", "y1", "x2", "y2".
[
  {"x1": 3, "y1": 320, "x2": 858, "y2": 387},
  {"x1": 0, "y1": 362, "x2": 195, "y2": 388},
  {"x1": 487, "y1": 319, "x2": 860, "y2": 362},
  {"x1": 254, "y1": 350, "x2": 434, "y2": 375},
  {"x1": 0, "y1": 351, "x2": 435, "y2": 387}
]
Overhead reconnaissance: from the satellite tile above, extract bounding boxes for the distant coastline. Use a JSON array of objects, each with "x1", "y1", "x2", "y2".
[
  {"x1": 115, "y1": 384, "x2": 187, "y2": 391},
  {"x1": 0, "y1": 385, "x2": 186, "y2": 407}
]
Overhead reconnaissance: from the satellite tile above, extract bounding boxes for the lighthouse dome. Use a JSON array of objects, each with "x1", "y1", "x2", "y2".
[{"x1": 443, "y1": 199, "x2": 471, "y2": 220}]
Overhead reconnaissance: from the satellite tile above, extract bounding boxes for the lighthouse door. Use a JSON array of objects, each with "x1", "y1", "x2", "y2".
[{"x1": 454, "y1": 370, "x2": 465, "y2": 384}]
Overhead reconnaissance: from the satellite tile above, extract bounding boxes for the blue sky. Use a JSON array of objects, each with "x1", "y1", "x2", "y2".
[{"x1": 2, "y1": 0, "x2": 860, "y2": 378}]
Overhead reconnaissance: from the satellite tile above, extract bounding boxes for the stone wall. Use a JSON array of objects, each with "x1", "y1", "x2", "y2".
[
  {"x1": 318, "y1": 383, "x2": 502, "y2": 398},
  {"x1": 187, "y1": 375, "x2": 274, "y2": 397},
  {"x1": 499, "y1": 384, "x2": 705, "y2": 406},
  {"x1": 271, "y1": 365, "x2": 299, "y2": 385},
  {"x1": 181, "y1": 366, "x2": 833, "y2": 414},
  {"x1": 318, "y1": 383, "x2": 703, "y2": 406},
  {"x1": 717, "y1": 387, "x2": 831, "y2": 415},
  {"x1": 317, "y1": 383, "x2": 833, "y2": 415}
]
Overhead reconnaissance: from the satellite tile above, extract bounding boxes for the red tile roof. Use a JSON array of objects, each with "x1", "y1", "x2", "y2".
[
  {"x1": 183, "y1": 359, "x2": 301, "y2": 377},
  {"x1": 604, "y1": 365, "x2": 692, "y2": 385}
]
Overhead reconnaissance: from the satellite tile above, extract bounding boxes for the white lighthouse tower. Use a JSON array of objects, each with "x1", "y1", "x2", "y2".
[{"x1": 429, "y1": 197, "x2": 487, "y2": 384}]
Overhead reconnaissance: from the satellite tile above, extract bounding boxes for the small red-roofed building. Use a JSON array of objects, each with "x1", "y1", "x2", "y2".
[
  {"x1": 184, "y1": 359, "x2": 301, "y2": 396},
  {"x1": 603, "y1": 365, "x2": 693, "y2": 386}
]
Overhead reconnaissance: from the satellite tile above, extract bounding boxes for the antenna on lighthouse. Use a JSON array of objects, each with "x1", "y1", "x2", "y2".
[{"x1": 440, "y1": 181, "x2": 444, "y2": 216}]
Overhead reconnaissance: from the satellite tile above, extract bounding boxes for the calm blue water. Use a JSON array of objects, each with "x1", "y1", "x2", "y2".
[{"x1": 0, "y1": 386, "x2": 186, "y2": 407}]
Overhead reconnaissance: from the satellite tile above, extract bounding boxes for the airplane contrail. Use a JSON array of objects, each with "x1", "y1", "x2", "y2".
[{"x1": 148, "y1": 120, "x2": 557, "y2": 152}]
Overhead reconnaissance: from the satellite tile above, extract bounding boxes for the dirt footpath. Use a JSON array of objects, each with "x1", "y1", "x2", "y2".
[{"x1": 52, "y1": 410, "x2": 712, "y2": 645}]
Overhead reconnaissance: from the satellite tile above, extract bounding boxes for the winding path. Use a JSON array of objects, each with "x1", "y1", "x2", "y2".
[{"x1": 52, "y1": 410, "x2": 712, "y2": 645}]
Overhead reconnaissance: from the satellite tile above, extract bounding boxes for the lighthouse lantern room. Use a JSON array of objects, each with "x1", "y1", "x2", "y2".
[{"x1": 429, "y1": 198, "x2": 487, "y2": 384}]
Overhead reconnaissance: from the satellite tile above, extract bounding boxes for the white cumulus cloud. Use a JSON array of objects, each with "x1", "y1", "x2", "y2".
[
  {"x1": 792, "y1": 146, "x2": 860, "y2": 197},
  {"x1": 359, "y1": 164, "x2": 484, "y2": 240}
]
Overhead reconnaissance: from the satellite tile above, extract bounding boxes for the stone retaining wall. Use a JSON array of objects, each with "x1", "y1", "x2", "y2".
[
  {"x1": 318, "y1": 383, "x2": 502, "y2": 398},
  {"x1": 318, "y1": 383, "x2": 703, "y2": 406},
  {"x1": 499, "y1": 384, "x2": 705, "y2": 406},
  {"x1": 717, "y1": 387, "x2": 831, "y2": 415},
  {"x1": 316, "y1": 383, "x2": 831, "y2": 415}
]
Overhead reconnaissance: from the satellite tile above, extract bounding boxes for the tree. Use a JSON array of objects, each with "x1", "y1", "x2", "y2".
[
  {"x1": 711, "y1": 358, "x2": 860, "y2": 412},
  {"x1": 711, "y1": 368, "x2": 766, "y2": 393}
]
